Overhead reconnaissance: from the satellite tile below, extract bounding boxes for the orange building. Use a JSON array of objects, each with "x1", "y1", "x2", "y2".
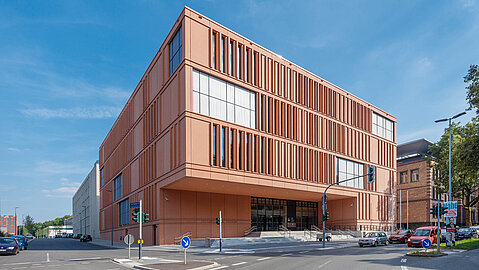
[{"x1": 99, "y1": 7, "x2": 397, "y2": 245}]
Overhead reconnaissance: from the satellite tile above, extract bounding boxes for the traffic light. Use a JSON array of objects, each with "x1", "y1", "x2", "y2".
[
  {"x1": 430, "y1": 205, "x2": 437, "y2": 218},
  {"x1": 322, "y1": 212, "x2": 329, "y2": 221},
  {"x1": 142, "y1": 213, "x2": 150, "y2": 222},
  {"x1": 132, "y1": 208, "x2": 140, "y2": 223},
  {"x1": 439, "y1": 204, "x2": 448, "y2": 217},
  {"x1": 367, "y1": 166, "x2": 375, "y2": 184},
  {"x1": 216, "y1": 217, "x2": 220, "y2": 225}
]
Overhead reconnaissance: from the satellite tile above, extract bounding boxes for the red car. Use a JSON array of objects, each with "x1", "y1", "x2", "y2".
[
  {"x1": 388, "y1": 229, "x2": 413, "y2": 244},
  {"x1": 407, "y1": 226, "x2": 438, "y2": 247}
]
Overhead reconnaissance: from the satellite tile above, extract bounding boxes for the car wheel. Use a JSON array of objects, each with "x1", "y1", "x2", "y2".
[
  {"x1": 385, "y1": 240, "x2": 388, "y2": 246},
  {"x1": 24, "y1": 246, "x2": 28, "y2": 250},
  {"x1": 374, "y1": 241, "x2": 378, "y2": 247},
  {"x1": 359, "y1": 244, "x2": 363, "y2": 247},
  {"x1": 16, "y1": 249, "x2": 19, "y2": 254}
]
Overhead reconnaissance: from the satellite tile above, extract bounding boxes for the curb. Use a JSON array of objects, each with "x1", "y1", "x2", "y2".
[
  {"x1": 190, "y1": 262, "x2": 219, "y2": 270},
  {"x1": 406, "y1": 252, "x2": 448, "y2": 257}
]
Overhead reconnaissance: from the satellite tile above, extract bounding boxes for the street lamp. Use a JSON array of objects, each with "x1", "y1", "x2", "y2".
[
  {"x1": 14, "y1": 207, "x2": 19, "y2": 235},
  {"x1": 435, "y1": 111, "x2": 466, "y2": 201},
  {"x1": 82, "y1": 205, "x2": 87, "y2": 235},
  {"x1": 105, "y1": 190, "x2": 114, "y2": 246}
]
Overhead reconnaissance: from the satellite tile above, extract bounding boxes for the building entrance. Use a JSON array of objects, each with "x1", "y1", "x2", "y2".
[{"x1": 251, "y1": 197, "x2": 318, "y2": 231}]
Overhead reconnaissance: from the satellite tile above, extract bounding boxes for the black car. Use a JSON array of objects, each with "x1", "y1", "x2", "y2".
[
  {"x1": 456, "y1": 227, "x2": 478, "y2": 240},
  {"x1": 80, "y1": 235, "x2": 92, "y2": 242},
  {"x1": 73, "y1": 234, "x2": 82, "y2": 239},
  {"x1": 0, "y1": 237, "x2": 20, "y2": 255}
]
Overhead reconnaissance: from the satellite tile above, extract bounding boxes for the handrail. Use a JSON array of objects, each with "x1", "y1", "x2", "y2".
[
  {"x1": 279, "y1": 225, "x2": 291, "y2": 237},
  {"x1": 311, "y1": 225, "x2": 320, "y2": 232},
  {"x1": 174, "y1": 232, "x2": 192, "y2": 245},
  {"x1": 244, "y1": 226, "x2": 257, "y2": 236}
]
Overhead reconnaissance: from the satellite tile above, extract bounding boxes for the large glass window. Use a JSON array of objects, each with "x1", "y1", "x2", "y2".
[
  {"x1": 100, "y1": 167, "x2": 104, "y2": 186},
  {"x1": 114, "y1": 174, "x2": 122, "y2": 201},
  {"x1": 119, "y1": 198, "x2": 129, "y2": 226},
  {"x1": 336, "y1": 158, "x2": 364, "y2": 189},
  {"x1": 212, "y1": 125, "x2": 217, "y2": 166},
  {"x1": 169, "y1": 26, "x2": 182, "y2": 76},
  {"x1": 372, "y1": 112, "x2": 394, "y2": 141},
  {"x1": 192, "y1": 69, "x2": 256, "y2": 129}
]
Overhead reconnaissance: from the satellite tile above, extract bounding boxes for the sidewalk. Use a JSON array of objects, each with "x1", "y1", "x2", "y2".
[{"x1": 90, "y1": 238, "x2": 138, "y2": 249}]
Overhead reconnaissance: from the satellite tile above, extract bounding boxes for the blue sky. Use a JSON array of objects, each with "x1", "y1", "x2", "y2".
[{"x1": 1, "y1": 0, "x2": 478, "y2": 222}]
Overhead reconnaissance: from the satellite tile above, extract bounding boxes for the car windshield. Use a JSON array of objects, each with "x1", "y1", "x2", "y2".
[
  {"x1": 414, "y1": 229, "x2": 430, "y2": 236},
  {"x1": 0, "y1": 238, "x2": 16, "y2": 244},
  {"x1": 13, "y1": 236, "x2": 24, "y2": 239},
  {"x1": 458, "y1": 228, "x2": 471, "y2": 233},
  {"x1": 396, "y1": 230, "x2": 409, "y2": 235},
  {"x1": 365, "y1": 233, "x2": 378, "y2": 237}
]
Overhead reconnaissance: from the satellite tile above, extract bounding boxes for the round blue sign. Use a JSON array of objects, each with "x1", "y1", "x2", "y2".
[
  {"x1": 422, "y1": 238, "x2": 432, "y2": 249},
  {"x1": 181, "y1": 236, "x2": 191, "y2": 249}
]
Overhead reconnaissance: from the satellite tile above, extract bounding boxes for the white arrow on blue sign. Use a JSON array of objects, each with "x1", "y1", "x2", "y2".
[
  {"x1": 422, "y1": 238, "x2": 432, "y2": 249},
  {"x1": 181, "y1": 236, "x2": 191, "y2": 249}
]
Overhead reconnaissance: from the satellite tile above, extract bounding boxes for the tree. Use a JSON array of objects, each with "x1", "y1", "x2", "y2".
[
  {"x1": 464, "y1": 64, "x2": 479, "y2": 115},
  {"x1": 427, "y1": 119, "x2": 479, "y2": 226},
  {"x1": 24, "y1": 215, "x2": 35, "y2": 235}
]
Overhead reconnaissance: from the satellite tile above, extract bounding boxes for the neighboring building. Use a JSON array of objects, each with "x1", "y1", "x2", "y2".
[
  {"x1": 45, "y1": 226, "x2": 73, "y2": 238},
  {"x1": 99, "y1": 7, "x2": 397, "y2": 245},
  {"x1": 64, "y1": 217, "x2": 73, "y2": 227},
  {"x1": 1, "y1": 215, "x2": 16, "y2": 235},
  {"x1": 73, "y1": 161, "x2": 100, "y2": 238}
]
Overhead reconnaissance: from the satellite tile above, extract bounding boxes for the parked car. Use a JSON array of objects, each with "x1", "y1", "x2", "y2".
[
  {"x1": 73, "y1": 234, "x2": 82, "y2": 239},
  {"x1": 316, "y1": 233, "x2": 332, "y2": 242},
  {"x1": 55, "y1": 234, "x2": 62, "y2": 238},
  {"x1": 456, "y1": 227, "x2": 478, "y2": 240},
  {"x1": 25, "y1": 234, "x2": 34, "y2": 240},
  {"x1": 0, "y1": 237, "x2": 20, "y2": 255},
  {"x1": 388, "y1": 229, "x2": 413, "y2": 244},
  {"x1": 11, "y1": 235, "x2": 28, "y2": 250},
  {"x1": 80, "y1": 235, "x2": 92, "y2": 242},
  {"x1": 359, "y1": 232, "x2": 388, "y2": 247},
  {"x1": 407, "y1": 226, "x2": 438, "y2": 247}
]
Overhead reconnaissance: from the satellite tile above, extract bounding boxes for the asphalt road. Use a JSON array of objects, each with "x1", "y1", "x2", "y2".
[{"x1": 1, "y1": 238, "x2": 478, "y2": 270}]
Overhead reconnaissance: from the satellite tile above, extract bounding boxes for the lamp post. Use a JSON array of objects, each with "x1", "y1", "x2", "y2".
[
  {"x1": 82, "y1": 205, "x2": 87, "y2": 235},
  {"x1": 105, "y1": 190, "x2": 114, "y2": 246},
  {"x1": 14, "y1": 207, "x2": 19, "y2": 235},
  {"x1": 435, "y1": 111, "x2": 466, "y2": 201}
]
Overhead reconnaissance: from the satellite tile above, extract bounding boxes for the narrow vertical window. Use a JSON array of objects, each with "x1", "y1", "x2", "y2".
[
  {"x1": 169, "y1": 26, "x2": 182, "y2": 76},
  {"x1": 212, "y1": 125, "x2": 217, "y2": 166},
  {"x1": 238, "y1": 131, "x2": 242, "y2": 170},
  {"x1": 260, "y1": 137, "x2": 264, "y2": 173},
  {"x1": 246, "y1": 134, "x2": 250, "y2": 171},
  {"x1": 220, "y1": 36, "x2": 225, "y2": 72},
  {"x1": 253, "y1": 52, "x2": 256, "y2": 85},
  {"x1": 229, "y1": 41, "x2": 234, "y2": 75},
  {"x1": 245, "y1": 49, "x2": 249, "y2": 83},
  {"x1": 221, "y1": 127, "x2": 226, "y2": 167},
  {"x1": 237, "y1": 44, "x2": 242, "y2": 79},
  {"x1": 230, "y1": 129, "x2": 234, "y2": 168},
  {"x1": 100, "y1": 167, "x2": 104, "y2": 186},
  {"x1": 212, "y1": 32, "x2": 216, "y2": 69}
]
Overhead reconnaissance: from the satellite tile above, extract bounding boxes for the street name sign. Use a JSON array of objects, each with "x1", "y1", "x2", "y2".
[{"x1": 130, "y1": 202, "x2": 140, "y2": 208}]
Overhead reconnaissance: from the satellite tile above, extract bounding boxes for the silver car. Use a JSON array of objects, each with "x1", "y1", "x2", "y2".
[{"x1": 359, "y1": 232, "x2": 388, "y2": 247}]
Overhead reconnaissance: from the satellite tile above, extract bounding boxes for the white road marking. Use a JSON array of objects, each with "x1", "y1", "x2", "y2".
[
  {"x1": 48, "y1": 265, "x2": 61, "y2": 267},
  {"x1": 232, "y1": 262, "x2": 247, "y2": 266},
  {"x1": 46, "y1": 253, "x2": 50, "y2": 262},
  {"x1": 299, "y1": 250, "x2": 309, "y2": 253},
  {"x1": 63, "y1": 264, "x2": 76, "y2": 266},
  {"x1": 210, "y1": 266, "x2": 229, "y2": 270},
  {"x1": 401, "y1": 266, "x2": 409, "y2": 270},
  {"x1": 12, "y1": 267, "x2": 27, "y2": 270},
  {"x1": 281, "y1": 253, "x2": 293, "y2": 256},
  {"x1": 401, "y1": 258, "x2": 407, "y2": 263},
  {"x1": 318, "y1": 260, "x2": 331, "y2": 269},
  {"x1": 257, "y1": 257, "x2": 272, "y2": 261}
]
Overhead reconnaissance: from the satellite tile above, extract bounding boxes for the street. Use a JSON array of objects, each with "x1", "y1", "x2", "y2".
[{"x1": 1, "y1": 238, "x2": 479, "y2": 269}]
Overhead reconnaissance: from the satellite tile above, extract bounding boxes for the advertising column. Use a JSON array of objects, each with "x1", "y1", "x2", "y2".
[{"x1": 444, "y1": 201, "x2": 457, "y2": 247}]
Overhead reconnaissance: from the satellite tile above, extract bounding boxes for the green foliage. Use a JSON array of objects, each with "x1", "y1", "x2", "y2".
[
  {"x1": 20, "y1": 214, "x2": 72, "y2": 237},
  {"x1": 0, "y1": 230, "x2": 5, "y2": 237},
  {"x1": 464, "y1": 64, "x2": 479, "y2": 115}
]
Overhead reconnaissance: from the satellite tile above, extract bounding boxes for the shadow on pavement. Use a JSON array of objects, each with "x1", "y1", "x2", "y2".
[{"x1": 28, "y1": 238, "x2": 117, "y2": 251}]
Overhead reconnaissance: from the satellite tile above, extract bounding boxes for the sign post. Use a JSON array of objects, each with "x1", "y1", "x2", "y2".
[
  {"x1": 124, "y1": 234, "x2": 134, "y2": 259},
  {"x1": 219, "y1": 210, "x2": 222, "y2": 253},
  {"x1": 139, "y1": 199, "x2": 143, "y2": 260},
  {"x1": 181, "y1": 236, "x2": 190, "y2": 264}
]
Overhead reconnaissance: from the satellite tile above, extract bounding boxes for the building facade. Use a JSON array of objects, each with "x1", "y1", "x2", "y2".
[
  {"x1": 73, "y1": 161, "x2": 100, "y2": 238},
  {"x1": 1, "y1": 215, "x2": 16, "y2": 235},
  {"x1": 99, "y1": 7, "x2": 397, "y2": 245}
]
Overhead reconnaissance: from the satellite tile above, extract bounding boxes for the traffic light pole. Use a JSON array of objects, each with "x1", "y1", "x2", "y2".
[
  {"x1": 322, "y1": 169, "x2": 375, "y2": 248},
  {"x1": 219, "y1": 210, "x2": 222, "y2": 252},
  {"x1": 437, "y1": 199, "x2": 441, "y2": 253},
  {"x1": 139, "y1": 199, "x2": 143, "y2": 260}
]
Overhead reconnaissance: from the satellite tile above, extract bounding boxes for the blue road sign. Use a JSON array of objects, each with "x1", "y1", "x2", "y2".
[
  {"x1": 181, "y1": 236, "x2": 191, "y2": 249},
  {"x1": 130, "y1": 202, "x2": 140, "y2": 208},
  {"x1": 422, "y1": 238, "x2": 432, "y2": 249}
]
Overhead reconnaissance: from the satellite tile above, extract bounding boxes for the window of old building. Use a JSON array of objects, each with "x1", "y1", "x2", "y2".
[
  {"x1": 410, "y1": 169, "x2": 419, "y2": 182},
  {"x1": 399, "y1": 171, "x2": 408, "y2": 184}
]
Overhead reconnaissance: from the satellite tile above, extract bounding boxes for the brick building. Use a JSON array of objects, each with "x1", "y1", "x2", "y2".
[{"x1": 99, "y1": 7, "x2": 397, "y2": 245}]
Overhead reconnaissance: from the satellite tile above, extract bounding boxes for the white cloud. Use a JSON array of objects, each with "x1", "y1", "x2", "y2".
[
  {"x1": 60, "y1": 177, "x2": 81, "y2": 187},
  {"x1": 41, "y1": 186, "x2": 79, "y2": 198},
  {"x1": 19, "y1": 106, "x2": 122, "y2": 119},
  {"x1": 7, "y1": 147, "x2": 21, "y2": 152},
  {"x1": 35, "y1": 160, "x2": 90, "y2": 175}
]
